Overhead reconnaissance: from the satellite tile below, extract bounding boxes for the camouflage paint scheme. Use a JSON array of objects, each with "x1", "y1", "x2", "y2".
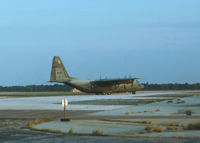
[{"x1": 50, "y1": 56, "x2": 144, "y2": 95}]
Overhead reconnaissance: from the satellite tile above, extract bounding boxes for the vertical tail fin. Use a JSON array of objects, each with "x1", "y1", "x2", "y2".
[{"x1": 50, "y1": 56, "x2": 70, "y2": 82}]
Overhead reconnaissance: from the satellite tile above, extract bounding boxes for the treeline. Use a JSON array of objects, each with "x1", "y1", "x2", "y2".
[
  {"x1": 143, "y1": 83, "x2": 200, "y2": 90},
  {"x1": 0, "y1": 84, "x2": 73, "y2": 92},
  {"x1": 0, "y1": 83, "x2": 200, "y2": 92}
]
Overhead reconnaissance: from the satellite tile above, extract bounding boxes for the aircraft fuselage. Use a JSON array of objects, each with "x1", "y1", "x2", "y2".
[{"x1": 64, "y1": 78, "x2": 144, "y2": 94}]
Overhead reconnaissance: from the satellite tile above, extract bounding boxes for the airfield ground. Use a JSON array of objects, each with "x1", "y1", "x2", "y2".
[{"x1": 0, "y1": 91, "x2": 200, "y2": 143}]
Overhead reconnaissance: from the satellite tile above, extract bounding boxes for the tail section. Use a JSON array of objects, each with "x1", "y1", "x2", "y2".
[{"x1": 50, "y1": 56, "x2": 70, "y2": 82}]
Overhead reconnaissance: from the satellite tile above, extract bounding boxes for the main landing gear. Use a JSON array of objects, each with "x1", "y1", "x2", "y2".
[
  {"x1": 132, "y1": 91, "x2": 136, "y2": 94},
  {"x1": 95, "y1": 92, "x2": 112, "y2": 95}
]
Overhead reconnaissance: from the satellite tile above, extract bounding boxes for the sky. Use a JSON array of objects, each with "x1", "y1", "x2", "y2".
[{"x1": 0, "y1": 0, "x2": 200, "y2": 86}]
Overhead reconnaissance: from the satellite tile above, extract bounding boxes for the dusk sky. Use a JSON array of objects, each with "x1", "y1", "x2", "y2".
[{"x1": 0, "y1": 0, "x2": 200, "y2": 86}]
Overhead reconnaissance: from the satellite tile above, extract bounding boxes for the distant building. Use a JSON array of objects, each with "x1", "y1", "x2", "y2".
[{"x1": 72, "y1": 88, "x2": 81, "y2": 93}]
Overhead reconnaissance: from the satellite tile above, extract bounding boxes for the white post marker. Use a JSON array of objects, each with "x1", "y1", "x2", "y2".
[
  {"x1": 62, "y1": 99, "x2": 68, "y2": 107},
  {"x1": 61, "y1": 99, "x2": 70, "y2": 121}
]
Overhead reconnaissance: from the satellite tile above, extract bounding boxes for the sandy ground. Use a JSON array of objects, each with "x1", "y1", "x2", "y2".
[
  {"x1": 2, "y1": 129, "x2": 199, "y2": 143},
  {"x1": 0, "y1": 110, "x2": 95, "y2": 120},
  {"x1": 0, "y1": 91, "x2": 200, "y2": 143}
]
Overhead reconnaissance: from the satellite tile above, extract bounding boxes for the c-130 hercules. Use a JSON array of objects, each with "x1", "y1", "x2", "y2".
[{"x1": 50, "y1": 56, "x2": 144, "y2": 95}]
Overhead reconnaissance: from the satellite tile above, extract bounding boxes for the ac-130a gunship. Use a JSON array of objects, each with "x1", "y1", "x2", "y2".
[{"x1": 50, "y1": 56, "x2": 144, "y2": 95}]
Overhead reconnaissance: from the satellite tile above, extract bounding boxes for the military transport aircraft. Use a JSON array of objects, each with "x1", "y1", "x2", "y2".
[{"x1": 50, "y1": 56, "x2": 144, "y2": 95}]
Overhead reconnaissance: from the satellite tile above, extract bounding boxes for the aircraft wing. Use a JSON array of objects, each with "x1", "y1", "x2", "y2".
[{"x1": 91, "y1": 78, "x2": 138, "y2": 87}]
